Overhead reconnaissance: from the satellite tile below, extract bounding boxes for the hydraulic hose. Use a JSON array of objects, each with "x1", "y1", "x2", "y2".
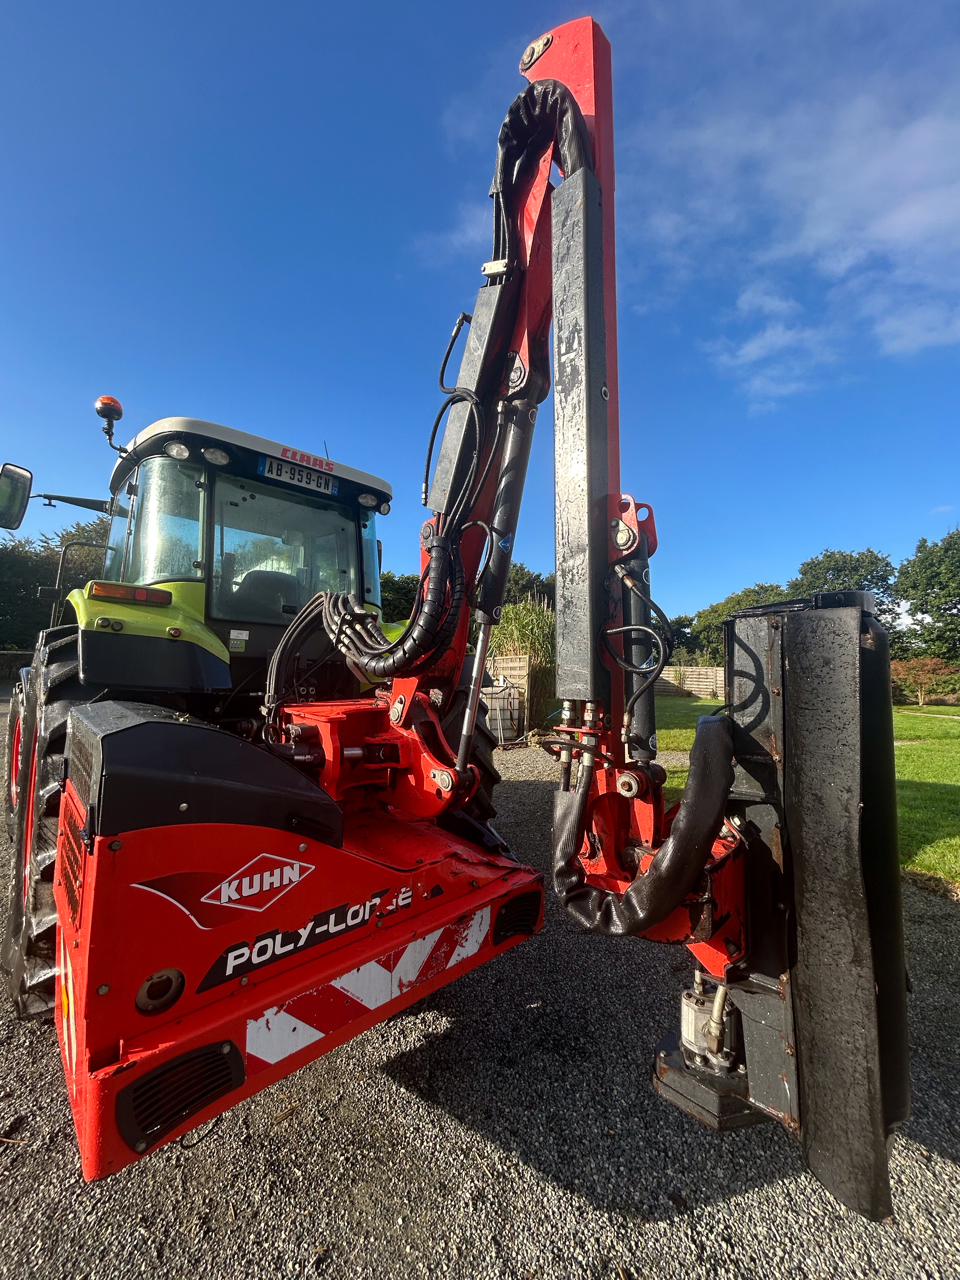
[
  {"x1": 553, "y1": 715, "x2": 735, "y2": 936},
  {"x1": 320, "y1": 535, "x2": 466, "y2": 680}
]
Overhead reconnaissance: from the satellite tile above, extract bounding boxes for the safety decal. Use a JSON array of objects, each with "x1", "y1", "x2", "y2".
[
  {"x1": 195, "y1": 885, "x2": 415, "y2": 992},
  {"x1": 245, "y1": 907, "x2": 491, "y2": 1069},
  {"x1": 133, "y1": 853, "x2": 314, "y2": 930}
]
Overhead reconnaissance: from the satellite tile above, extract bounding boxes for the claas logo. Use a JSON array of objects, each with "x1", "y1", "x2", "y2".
[{"x1": 200, "y1": 854, "x2": 314, "y2": 913}]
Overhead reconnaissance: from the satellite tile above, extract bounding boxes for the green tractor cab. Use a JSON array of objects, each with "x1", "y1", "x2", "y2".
[{"x1": 83, "y1": 416, "x2": 392, "y2": 708}]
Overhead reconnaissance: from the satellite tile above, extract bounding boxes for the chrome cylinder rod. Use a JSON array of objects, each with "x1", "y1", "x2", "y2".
[{"x1": 456, "y1": 619, "x2": 492, "y2": 775}]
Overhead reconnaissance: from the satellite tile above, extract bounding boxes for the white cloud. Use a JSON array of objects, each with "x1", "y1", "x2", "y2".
[
  {"x1": 706, "y1": 320, "x2": 837, "y2": 410},
  {"x1": 736, "y1": 283, "x2": 800, "y2": 317},
  {"x1": 413, "y1": 200, "x2": 491, "y2": 267},
  {"x1": 613, "y1": 5, "x2": 960, "y2": 406}
]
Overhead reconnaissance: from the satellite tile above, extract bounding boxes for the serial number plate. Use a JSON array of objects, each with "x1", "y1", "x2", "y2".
[{"x1": 258, "y1": 455, "x2": 339, "y2": 495}]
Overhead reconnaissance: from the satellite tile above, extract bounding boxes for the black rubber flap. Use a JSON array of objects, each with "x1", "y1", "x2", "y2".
[
  {"x1": 66, "y1": 701, "x2": 343, "y2": 846},
  {"x1": 783, "y1": 605, "x2": 900, "y2": 1219}
]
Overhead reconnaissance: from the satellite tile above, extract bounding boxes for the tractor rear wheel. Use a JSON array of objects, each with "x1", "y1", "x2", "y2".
[
  {"x1": 3, "y1": 676, "x2": 26, "y2": 841},
  {"x1": 440, "y1": 689, "x2": 501, "y2": 824},
  {"x1": 2, "y1": 625, "x2": 103, "y2": 1019}
]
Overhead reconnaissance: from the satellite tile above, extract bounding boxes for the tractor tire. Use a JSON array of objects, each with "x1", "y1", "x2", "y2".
[
  {"x1": 2, "y1": 625, "x2": 103, "y2": 1019},
  {"x1": 440, "y1": 688, "x2": 501, "y2": 824},
  {"x1": 3, "y1": 674, "x2": 27, "y2": 841}
]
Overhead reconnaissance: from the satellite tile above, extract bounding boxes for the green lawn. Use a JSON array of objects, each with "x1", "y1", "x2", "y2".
[
  {"x1": 893, "y1": 709, "x2": 960, "y2": 882},
  {"x1": 893, "y1": 704, "x2": 960, "y2": 716},
  {"x1": 652, "y1": 697, "x2": 960, "y2": 884},
  {"x1": 655, "y1": 697, "x2": 718, "y2": 807}
]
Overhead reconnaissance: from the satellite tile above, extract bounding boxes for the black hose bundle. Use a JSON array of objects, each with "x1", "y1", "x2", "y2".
[
  {"x1": 553, "y1": 715, "x2": 735, "y2": 936},
  {"x1": 489, "y1": 80, "x2": 593, "y2": 269},
  {"x1": 319, "y1": 535, "x2": 466, "y2": 680}
]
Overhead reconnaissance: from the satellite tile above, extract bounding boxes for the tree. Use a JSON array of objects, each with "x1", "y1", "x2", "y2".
[
  {"x1": 890, "y1": 657, "x2": 958, "y2": 706},
  {"x1": 689, "y1": 583, "x2": 790, "y2": 665},
  {"x1": 0, "y1": 515, "x2": 109, "y2": 649},
  {"x1": 668, "y1": 615, "x2": 696, "y2": 663},
  {"x1": 896, "y1": 530, "x2": 960, "y2": 662},
  {"x1": 379, "y1": 570, "x2": 421, "y2": 623},
  {"x1": 787, "y1": 547, "x2": 899, "y2": 631},
  {"x1": 504, "y1": 562, "x2": 555, "y2": 607}
]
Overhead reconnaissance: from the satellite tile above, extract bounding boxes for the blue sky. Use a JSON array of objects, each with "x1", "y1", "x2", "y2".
[{"x1": 2, "y1": 1, "x2": 958, "y2": 618}]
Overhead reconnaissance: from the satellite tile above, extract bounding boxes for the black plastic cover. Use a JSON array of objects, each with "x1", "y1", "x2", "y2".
[
  {"x1": 78, "y1": 628, "x2": 232, "y2": 692},
  {"x1": 65, "y1": 701, "x2": 343, "y2": 846}
]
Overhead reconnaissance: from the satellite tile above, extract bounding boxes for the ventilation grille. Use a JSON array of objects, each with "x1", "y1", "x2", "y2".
[
  {"x1": 67, "y1": 720, "x2": 96, "y2": 808},
  {"x1": 59, "y1": 801, "x2": 85, "y2": 927},
  {"x1": 116, "y1": 1042, "x2": 245, "y2": 1153},
  {"x1": 493, "y1": 889, "x2": 543, "y2": 945}
]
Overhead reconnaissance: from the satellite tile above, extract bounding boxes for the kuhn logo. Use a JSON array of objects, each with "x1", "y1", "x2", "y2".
[{"x1": 200, "y1": 854, "x2": 314, "y2": 913}]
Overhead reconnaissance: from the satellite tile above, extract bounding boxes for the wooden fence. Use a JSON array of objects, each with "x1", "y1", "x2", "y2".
[
  {"x1": 655, "y1": 666, "x2": 725, "y2": 699},
  {"x1": 486, "y1": 654, "x2": 725, "y2": 732}
]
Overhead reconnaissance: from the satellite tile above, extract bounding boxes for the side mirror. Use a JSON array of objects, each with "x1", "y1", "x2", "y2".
[{"x1": 0, "y1": 464, "x2": 33, "y2": 530}]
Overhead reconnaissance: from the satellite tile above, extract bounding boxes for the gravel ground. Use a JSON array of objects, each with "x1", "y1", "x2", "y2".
[{"x1": 0, "y1": 717, "x2": 958, "y2": 1279}]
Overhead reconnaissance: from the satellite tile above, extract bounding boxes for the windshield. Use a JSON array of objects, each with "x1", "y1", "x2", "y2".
[
  {"x1": 212, "y1": 473, "x2": 360, "y2": 624},
  {"x1": 105, "y1": 456, "x2": 203, "y2": 584}
]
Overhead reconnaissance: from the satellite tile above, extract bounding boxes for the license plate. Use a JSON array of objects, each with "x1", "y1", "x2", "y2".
[{"x1": 257, "y1": 456, "x2": 339, "y2": 496}]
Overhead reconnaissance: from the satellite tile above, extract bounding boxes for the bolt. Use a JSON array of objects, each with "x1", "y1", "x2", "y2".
[
  {"x1": 167, "y1": 626, "x2": 182, "y2": 638},
  {"x1": 179, "y1": 803, "x2": 188, "y2": 812},
  {"x1": 610, "y1": 519, "x2": 619, "y2": 529},
  {"x1": 95, "y1": 616, "x2": 111, "y2": 629},
  {"x1": 135, "y1": 1140, "x2": 148, "y2": 1153},
  {"x1": 109, "y1": 840, "x2": 122, "y2": 851},
  {"x1": 616, "y1": 529, "x2": 632, "y2": 548},
  {"x1": 433, "y1": 769, "x2": 453, "y2": 792},
  {"x1": 299, "y1": 843, "x2": 308, "y2": 853},
  {"x1": 221, "y1": 1043, "x2": 232, "y2": 1055},
  {"x1": 110, "y1": 620, "x2": 123, "y2": 632},
  {"x1": 601, "y1": 385, "x2": 610, "y2": 401},
  {"x1": 389, "y1": 704, "x2": 401, "y2": 724},
  {"x1": 97, "y1": 984, "x2": 109, "y2": 996},
  {"x1": 240, "y1": 976, "x2": 248, "y2": 986},
  {"x1": 659, "y1": 1049, "x2": 667, "y2": 1059}
]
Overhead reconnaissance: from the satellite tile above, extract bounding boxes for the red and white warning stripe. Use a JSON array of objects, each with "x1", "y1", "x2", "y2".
[{"x1": 246, "y1": 906, "x2": 491, "y2": 1070}]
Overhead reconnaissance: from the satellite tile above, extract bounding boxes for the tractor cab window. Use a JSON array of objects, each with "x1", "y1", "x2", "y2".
[
  {"x1": 212, "y1": 474, "x2": 359, "y2": 625},
  {"x1": 106, "y1": 456, "x2": 204, "y2": 584}
]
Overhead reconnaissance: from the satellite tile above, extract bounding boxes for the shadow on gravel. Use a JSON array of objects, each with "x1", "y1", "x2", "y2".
[
  {"x1": 380, "y1": 775, "x2": 806, "y2": 1221},
  {"x1": 383, "y1": 772, "x2": 960, "y2": 1219}
]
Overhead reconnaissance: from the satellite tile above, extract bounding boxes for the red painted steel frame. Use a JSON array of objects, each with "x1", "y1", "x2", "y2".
[{"x1": 519, "y1": 21, "x2": 746, "y2": 967}]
